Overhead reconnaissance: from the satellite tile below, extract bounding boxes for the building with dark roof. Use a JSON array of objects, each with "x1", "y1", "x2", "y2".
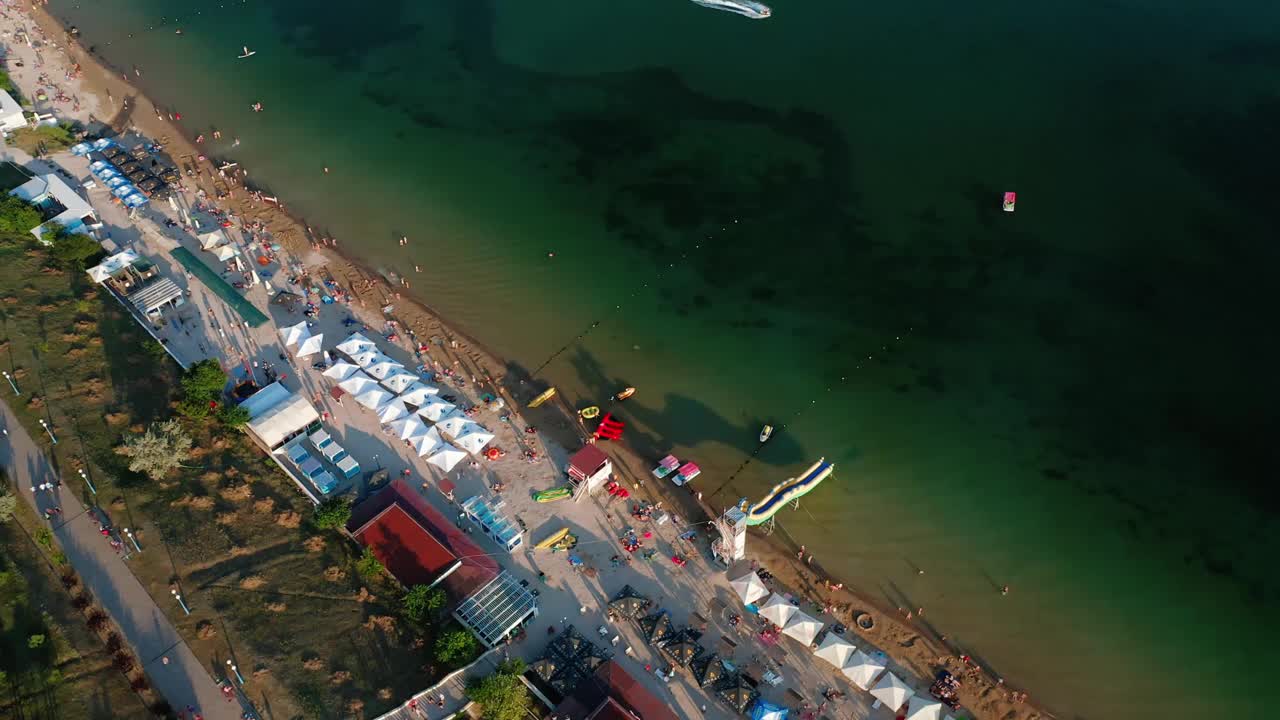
[
  {"x1": 566, "y1": 444, "x2": 612, "y2": 493},
  {"x1": 553, "y1": 660, "x2": 681, "y2": 720}
]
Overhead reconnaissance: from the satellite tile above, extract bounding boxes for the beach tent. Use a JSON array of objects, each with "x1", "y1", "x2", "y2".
[
  {"x1": 338, "y1": 371, "x2": 377, "y2": 396},
  {"x1": 749, "y1": 700, "x2": 790, "y2": 720},
  {"x1": 416, "y1": 397, "x2": 456, "y2": 423},
  {"x1": 729, "y1": 572, "x2": 769, "y2": 606},
  {"x1": 349, "y1": 350, "x2": 385, "y2": 368},
  {"x1": 123, "y1": 193, "x2": 148, "y2": 208},
  {"x1": 375, "y1": 398, "x2": 409, "y2": 424},
  {"x1": 412, "y1": 427, "x2": 444, "y2": 457},
  {"x1": 322, "y1": 361, "x2": 360, "y2": 381},
  {"x1": 388, "y1": 414, "x2": 429, "y2": 441},
  {"x1": 758, "y1": 594, "x2": 797, "y2": 627},
  {"x1": 813, "y1": 632, "x2": 856, "y2": 669},
  {"x1": 356, "y1": 388, "x2": 394, "y2": 410},
  {"x1": 380, "y1": 370, "x2": 418, "y2": 394},
  {"x1": 781, "y1": 609, "x2": 823, "y2": 646},
  {"x1": 716, "y1": 675, "x2": 758, "y2": 714},
  {"x1": 294, "y1": 333, "x2": 324, "y2": 358},
  {"x1": 904, "y1": 696, "x2": 944, "y2": 720},
  {"x1": 279, "y1": 321, "x2": 310, "y2": 347},
  {"x1": 199, "y1": 231, "x2": 225, "y2": 250},
  {"x1": 397, "y1": 382, "x2": 440, "y2": 406},
  {"x1": 335, "y1": 332, "x2": 376, "y2": 357},
  {"x1": 435, "y1": 410, "x2": 471, "y2": 439},
  {"x1": 841, "y1": 650, "x2": 886, "y2": 690},
  {"x1": 453, "y1": 424, "x2": 495, "y2": 455},
  {"x1": 364, "y1": 359, "x2": 404, "y2": 380},
  {"x1": 426, "y1": 443, "x2": 466, "y2": 471},
  {"x1": 214, "y1": 245, "x2": 241, "y2": 262},
  {"x1": 870, "y1": 672, "x2": 914, "y2": 711}
]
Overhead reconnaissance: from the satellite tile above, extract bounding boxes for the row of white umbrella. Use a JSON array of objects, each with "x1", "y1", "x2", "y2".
[
  {"x1": 280, "y1": 321, "x2": 324, "y2": 358},
  {"x1": 730, "y1": 571, "x2": 954, "y2": 719}
]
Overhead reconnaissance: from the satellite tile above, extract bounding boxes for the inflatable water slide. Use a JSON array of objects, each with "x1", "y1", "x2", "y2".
[{"x1": 743, "y1": 458, "x2": 834, "y2": 526}]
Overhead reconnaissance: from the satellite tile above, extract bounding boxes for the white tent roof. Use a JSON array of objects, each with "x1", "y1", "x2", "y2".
[
  {"x1": 841, "y1": 650, "x2": 886, "y2": 690},
  {"x1": 338, "y1": 371, "x2": 377, "y2": 396},
  {"x1": 295, "y1": 333, "x2": 324, "y2": 358},
  {"x1": 781, "y1": 609, "x2": 823, "y2": 646},
  {"x1": 435, "y1": 410, "x2": 471, "y2": 438},
  {"x1": 356, "y1": 388, "x2": 394, "y2": 410},
  {"x1": 198, "y1": 231, "x2": 225, "y2": 249},
  {"x1": 397, "y1": 382, "x2": 440, "y2": 406},
  {"x1": 335, "y1": 332, "x2": 376, "y2": 357},
  {"x1": 388, "y1": 414, "x2": 429, "y2": 441},
  {"x1": 729, "y1": 572, "x2": 769, "y2": 606},
  {"x1": 365, "y1": 360, "x2": 405, "y2": 380},
  {"x1": 86, "y1": 249, "x2": 139, "y2": 283},
  {"x1": 426, "y1": 443, "x2": 466, "y2": 471},
  {"x1": 758, "y1": 594, "x2": 797, "y2": 627},
  {"x1": 412, "y1": 426, "x2": 444, "y2": 457},
  {"x1": 904, "y1": 696, "x2": 944, "y2": 720},
  {"x1": 322, "y1": 361, "x2": 360, "y2": 381},
  {"x1": 279, "y1": 321, "x2": 310, "y2": 347},
  {"x1": 870, "y1": 672, "x2": 914, "y2": 711},
  {"x1": 416, "y1": 397, "x2": 456, "y2": 422},
  {"x1": 375, "y1": 398, "x2": 409, "y2": 424},
  {"x1": 214, "y1": 244, "x2": 241, "y2": 261},
  {"x1": 453, "y1": 424, "x2": 495, "y2": 455},
  {"x1": 380, "y1": 370, "x2": 418, "y2": 394},
  {"x1": 350, "y1": 350, "x2": 385, "y2": 367},
  {"x1": 814, "y1": 632, "x2": 856, "y2": 668},
  {"x1": 242, "y1": 383, "x2": 320, "y2": 449}
]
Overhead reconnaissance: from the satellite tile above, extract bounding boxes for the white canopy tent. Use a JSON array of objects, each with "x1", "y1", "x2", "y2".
[
  {"x1": 375, "y1": 398, "x2": 409, "y2": 424},
  {"x1": 781, "y1": 609, "x2": 823, "y2": 646},
  {"x1": 412, "y1": 426, "x2": 444, "y2": 457},
  {"x1": 388, "y1": 414, "x2": 429, "y2": 441},
  {"x1": 214, "y1": 245, "x2": 241, "y2": 262},
  {"x1": 198, "y1": 231, "x2": 225, "y2": 250},
  {"x1": 338, "y1": 372, "x2": 377, "y2": 396},
  {"x1": 335, "y1": 332, "x2": 376, "y2": 357},
  {"x1": 841, "y1": 650, "x2": 886, "y2": 691},
  {"x1": 416, "y1": 397, "x2": 456, "y2": 422},
  {"x1": 350, "y1": 350, "x2": 385, "y2": 367},
  {"x1": 380, "y1": 370, "x2": 418, "y2": 394},
  {"x1": 870, "y1": 672, "x2": 914, "y2": 711},
  {"x1": 279, "y1": 321, "x2": 310, "y2": 347},
  {"x1": 398, "y1": 382, "x2": 440, "y2": 406},
  {"x1": 427, "y1": 443, "x2": 466, "y2": 471},
  {"x1": 366, "y1": 360, "x2": 405, "y2": 380},
  {"x1": 813, "y1": 632, "x2": 856, "y2": 669},
  {"x1": 729, "y1": 572, "x2": 769, "y2": 606},
  {"x1": 435, "y1": 410, "x2": 471, "y2": 438},
  {"x1": 322, "y1": 361, "x2": 360, "y2": 381},
  {"x1": 356, "y1": 387, "x2": 394, "y2": 410},
  {"x1": 904, "y1": 696, "x2": 944, "y2": 720},
  {"x1": 453, "y1": 424, "x2": 495, "y2": 455},
  {"x1": 294, "y1": 333, "x2": 324, "y2": 358},
  {"x1": 757, "y1": 594, "x2": 797, "y2": 627}
]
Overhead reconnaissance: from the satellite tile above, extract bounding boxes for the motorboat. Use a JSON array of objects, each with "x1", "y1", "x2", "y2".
[
  {"x1": 1003, "y1": 191, "x2": 1016, "y2": 212},
  {"x1": 239, "y1": 46, "x2": 256, "y2": 59},
  {"x1": 251, "y1": 102, "x2": 264, "y2": 112},
  {"x1": 614, "y1": 387, "x2": 636, "y2": 401},
  {"x1": 689, "y1": 0, "x2": 772, "y2": 19},
  {"x1": 759, "y1": 424, "x2": 773, "y2": 443}
]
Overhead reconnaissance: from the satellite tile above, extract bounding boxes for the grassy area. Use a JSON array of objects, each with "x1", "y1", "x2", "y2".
[
  {"x1": 0, "y1": 228, "x2": 451, "y2": 717},
  {"x1": 0, "y1": 484, "x2": 150, "y2": 720},
  {"x1": 9, "y1": 125, "x2": 77, "y2": 157}
]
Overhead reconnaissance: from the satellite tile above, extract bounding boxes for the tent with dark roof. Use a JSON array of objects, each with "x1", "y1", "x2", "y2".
[
  {"x1": 530, "y1": 657, "x2": 558, "y2": 682},
  {"x1": 609, "y1": 586, "x2": 651, "y2": 619},
  {"x1": 716, "y1": 674, "x2": 759, "y2": 714},
  {"x1": 692, "y1": 653, "x2": 726, "y2": 687},
  {"x1": 638, "y1": 611, "x2": 673, "y2": 646},
  {"x1": 661, "y1": 634, "x2": 703, "y2": 667}
]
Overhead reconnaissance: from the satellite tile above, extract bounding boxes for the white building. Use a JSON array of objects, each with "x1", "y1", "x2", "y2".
[
  {"x1": 9, "y1": 173, "x2": 102, "y2": 240},
  {"x1": 0, "y1": 90, "x2": 26, "y2": 133}
]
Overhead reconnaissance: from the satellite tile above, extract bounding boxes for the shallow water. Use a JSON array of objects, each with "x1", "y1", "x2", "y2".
[{"x1": 49, "y1": 0, "x2": 1280, "y2": 715}]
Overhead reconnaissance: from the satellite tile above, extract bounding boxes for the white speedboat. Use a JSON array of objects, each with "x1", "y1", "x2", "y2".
[
  {"x1": 759, "y1": 424, "x2": 773, "y2": 443},
  {"x1": 238, "y1": 46, "x2": 256, "y2": 59},
  {"x1": 690, "y1": 0, "x2": 772, "y2": 19}
]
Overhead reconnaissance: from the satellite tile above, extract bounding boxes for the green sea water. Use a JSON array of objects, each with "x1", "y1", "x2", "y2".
[{"x1": 46, "y1": 0, "x2": 1280, "y2": 716}]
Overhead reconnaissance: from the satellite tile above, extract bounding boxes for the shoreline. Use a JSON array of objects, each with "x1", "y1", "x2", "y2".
[{"x1": 19, "y1": 5, "x2": 1047, "y2": 718}]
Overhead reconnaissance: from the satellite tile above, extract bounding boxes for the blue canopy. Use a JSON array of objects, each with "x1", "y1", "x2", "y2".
[
  {"x1": 112, "y1": 184, "x2": 136, "y2": 198},
  {"x1": 89, "y1": 160, "x2": 108, "y2": 171},
  {"x1": 69, "y1": 142, "x2": 92, "y2": 156},
  {"x1": 92, "y1": 138, "x2": 115, "y2": 149},
  {"x1": 123, "y1": 194, "x2": 149, "y2": 208},
  {"x1": 749, "y1": 700, "x2": 789, "y2": 720}
]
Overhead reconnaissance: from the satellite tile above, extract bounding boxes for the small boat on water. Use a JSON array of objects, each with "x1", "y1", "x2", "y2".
[
  {"x1": 579, "y1": 405, "x2": 600, "y2": 419},
  {"x1": 1003, "y1": 191, "x2": 1017, "y2": 212},
  {"x1": 238, "y1": 46, "x2": 256, "y2": 59},
  {"x1": 614, "y1": 387, "x2": 636, "y2": 401},
  {"x1": 527, "y1": 387, "x2": 557, "y2": 408},
  {"x1": 759, "y1": 424, "x2": 773, "y2": 443},
  {"x1": 652, "y1": 454, "x2": 680, "y2": 479},
  {"x1": 251, "y1": 102, "x2": 264, "y2": 112},
  {"x1": 689, "y1": 0, "x2": 772, "y2": 19}
]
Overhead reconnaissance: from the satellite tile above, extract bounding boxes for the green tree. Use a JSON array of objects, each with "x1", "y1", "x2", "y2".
[
  {"x1": 403, "y1": 585, "x2": 446, "y2": 624},
  {"x1": 46, "y1": 229, "x2": 102, "y2": 268},
  {"x1": 181, "y1": 359, "x2": 227, "y2": 402},
  {"x1": 215, "y1": 404, "x2": 250, "y2": 428},
  {"x1": 0, "y1": 194, "x2": 43, "y2": 234},
  {"x1": 355, "y1": 547, "x2": 385, "y2": 580},
  {"x1": 465, "y1": 659, "x2": 529, "y2": 720},
  {"x1": 118, "y1": 419, "x2": 193, "y2": 480},
  {"x1": 312, "y1": 497, "x2": 351, "y2": 530},
  {"x1": 27, "y1": 634, "x2": 45, "y2": 649},
  {"x1": 434, "y1": 628, "x2": 479, "y2": 667},
  {"x1": 0, "y1": 493, "x2": 16, "y2": 523}
]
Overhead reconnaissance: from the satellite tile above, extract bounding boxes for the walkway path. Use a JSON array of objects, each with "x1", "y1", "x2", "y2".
[{"x1": 0, "y1": 401, "x2": 249, "y2": 720}]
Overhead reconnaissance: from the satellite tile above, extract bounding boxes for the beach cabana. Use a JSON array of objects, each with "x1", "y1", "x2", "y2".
[
  {"x1": 608, "y1": 586, "x2": 650, "y2": 619},
  {"x1": 416, "y1": 397, "x2": 456, "y2": 423},
  {"x1": 338, "y1": 371, "x2": 377, "y2": 396},
  {"x1": 758, "y1": 593, "x2": 797, "y2": 627},
  {"x1": 294, "y1": 333, "x2": 324, "y2": 358},
  {"x1": 426, "y1": 443, "x2": 466, "y2": 472},
  {"x1": 322, "y1": 361, "x2": 360, "y2": 381},
  {"x1": 279, "y1": 321, "x2": 310, "y2": 347},
  {"x1": 729, "y1": 571, "x2": 769, "y2": 606},
  {"x1": 335, "y1": 332, "x2": 376, "y2": 357},
  {"x1": 412, "y1": 427, "x2": 444, "y2": 457},
  {"x1": 380, "y1": 370, "x2": 418, "y2": 394},
  {"x1": 781, "y1": 609, "x2": 823, "y2": 646},
  {"x1": 388, "y1": 414, "x2": 429, "y2": 441},
  {"x1": 348, "y1": 350, "x2": 382, "y2": 367},
  {"x1": 435, "y1": 411, "x2": 471, "y2": 438},
  {"x1": 692, "y1": 653, "x2": 725, "y2": 688},
  {"x1": 662, "y1": 634, "x2": 702, "y2": 667},
  {"x1": 904, "y1": 696, "x2": 944, "y2": 720},
  {"x1": 356, "y1": 387, "x2": 394, "y2": 410},
  {"x1": 716, "y1": 675, "x2": 758, "y2": 714},
  {"x1": 813, "y1": 632, "x2": 856, "y2": 669},
  {"x1": 397, "y1": 382, "x2": 440, "y2": 406},
  {"x1": 453, "y1": 424, "x2": 494, "y2": 455},
  {"x1": 639, "y1": 611, "x2": 673, "y2": 646},
  {"x1": 365, "y1": 359, "x2": 404, "y2": 380},
  {"x1": 374, "y1": 398, "x2": 408, "y2": 424},
  {"x1": 870, "y1": 671, "x2": 914, "y2": 711},
  {"x1": 841, "y1": 649, "x2": 886, "y2": 690},
  {"x1": 214, "y1": 245, "x2": 241, "y2": 262}
]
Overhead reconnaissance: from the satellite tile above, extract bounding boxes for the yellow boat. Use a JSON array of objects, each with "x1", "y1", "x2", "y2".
[
  {"x1": 614, "y1": 387, "x2": 636, "y2": 401},
  {"x1": 534, "y1": 486, "x2": 573, "y2": 503},
  {"x1": 579, "y1": 405, "x2": 600, "y2": 419},
  {"x1": 535, "y1": 527, "x2": 570, "y2": 549},
  {"x1": 528, "y1": 387, "x2": 557, "y2": 408}
]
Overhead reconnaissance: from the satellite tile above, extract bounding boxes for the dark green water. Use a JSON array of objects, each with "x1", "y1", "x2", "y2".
[{"x1": 50, "y1": 0, "x2": 1280, "y2": 715}]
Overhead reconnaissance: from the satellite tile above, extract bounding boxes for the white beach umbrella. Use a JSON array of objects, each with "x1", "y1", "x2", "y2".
[
  {"x1": 380, "y1": 370, "x2": 418, "y2": 394},
  {"x1": 841, "y1": 650, "x2": 886, "y2": 690},
  {"x1": 412, "y1": 426, "x2": 444, "y2": 457},
  {"x1": 813, "y1": 632, "x2": 856, "y2": 669},
  {"x1": 426, "y1": 443, "x2": 466, "y2": 471},
  {"x1": 388, "y1": 414, "x2": 429, "y2": 441},
  {"x1": 322, "y1": 361, "x2": 360, "y2": 381},
  {"x1": 435, "y1": 410, "x2": 471, "y2": 439},
  {"x1": 214, "y1": 244, "x2": 241, "y2": 261},
  {"x1": 366, "y1": 360, "x2": 405, "y2": 380},
  {"x1": 757, "y1": 594, "x2": 797, "y2": 628},
  {"x1": 416, "y1": 397, "x2": 456, "y2": 423},
  {"x1": 453, "y1": 424, "x2": 494, "y2": 455},
  {"x1": 398, "y1": 382, "x2": 441, "y2": 406},
  {"x1": 294, "y1": 333, "x2": 324, "y2": 358},
  {"x1": 279, "y1": 320, "x2": 310, "y2": 347},
  {"x1": 781, "y1": 609, "x2": 823, "y2": 646},
  {"x1": 904, "y1": 696, "x2": 944, "y2": 720},
  {"x1": 375, "y1": 398, "x2": 409, "y2": 424},
  {"x1": 198, "y1": 231, "x2": 224, "y2": 249},
  {"x1": 338, "y1": 371, "x2": 377, "y2": 396},
  {"x1": 729, "y1": 572, "x2": 769, "y2": 606},
  {"x1": 350, "y1": 350, "x2": 385, "y2": 368},
  {"x1": 336, "y1": 332, "x2": 376, "y2": 357},
  {"x1": 356, "y1": 387, "x2": 393, "y2": 410},
  {"x1": 870, "y1": 672, "x2": 914, "y2": 711}
]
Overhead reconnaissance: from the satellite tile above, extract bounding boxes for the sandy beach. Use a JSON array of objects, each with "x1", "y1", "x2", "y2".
[{"x1": 4, "y1": 3, "x2": 1050, "y2": 718}]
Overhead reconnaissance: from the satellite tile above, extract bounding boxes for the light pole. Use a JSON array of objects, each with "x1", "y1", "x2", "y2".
[
  {"x1": 38, "y1": 418, "x2": 56, "y2": 444},
  {"x1": 77, "y1": 467, "x2": 97, "y2": 495},
  {"x1": 226, "y1": 659, "x2": 244, "y2": 684},
  {"x1": 373, "y1": 454, "x2": 381, "y2": 470},
  {"x1": 171, "y1": 588, "x2": 190, "y2": 615},
  {"x1": 123, "y1": 527, "x2": 141, "y2": 552},
  {"x1": 1, "y1": 370, "x2": 18, "y2": 395}
]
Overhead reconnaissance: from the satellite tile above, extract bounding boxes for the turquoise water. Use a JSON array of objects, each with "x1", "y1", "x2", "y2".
[{"x1": 51, "y1": 0, "x2": 1280, "y2": 715}]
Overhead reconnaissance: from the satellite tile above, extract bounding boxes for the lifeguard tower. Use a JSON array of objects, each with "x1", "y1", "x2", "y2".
[{"x1": 711, "y1": 504, "x2": 748, "y2": 565}]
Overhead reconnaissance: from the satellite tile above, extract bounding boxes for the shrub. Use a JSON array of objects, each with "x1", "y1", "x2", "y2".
[
  {"x1": 215, "y1": 404, "x2": 250, "y2": 428},
  {"x1": 356, "y1": 547, "x2": 384, "y2": 580},
  {"x1": 465, "y1": 658, "x2": 530, "y2": 720},
  {"x1": 312, "y1": 497, "x2": 351, "y2": 530},
  {"x1": 434, "y1": 627, "x2": 479, "y2": 667},
  {"x1": 403, "y1": 585, "x2": 446, "y2": 625}
]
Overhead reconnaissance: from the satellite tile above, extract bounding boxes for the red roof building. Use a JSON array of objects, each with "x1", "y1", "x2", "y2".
[
  {"x1": 351, "y1": 503, "x2": 459, "y2": 587},
  {"x1": 567, "y1": 444, "x2": 613, "y2": 493},
  {"x1": 554, "y1": 660, "x2": 680, "y2": 720}
]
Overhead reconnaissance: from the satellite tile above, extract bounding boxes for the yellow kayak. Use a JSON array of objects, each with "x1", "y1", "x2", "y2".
[
  {"x1": 528, "y1": 387, "x2": 557, "y2": 408},
  {"x1": 535, "y1": 527, "x2": 570, "y2": 549},
  {"x1": 580, "y1": 405, "x2": 600, "y2": 419}
]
